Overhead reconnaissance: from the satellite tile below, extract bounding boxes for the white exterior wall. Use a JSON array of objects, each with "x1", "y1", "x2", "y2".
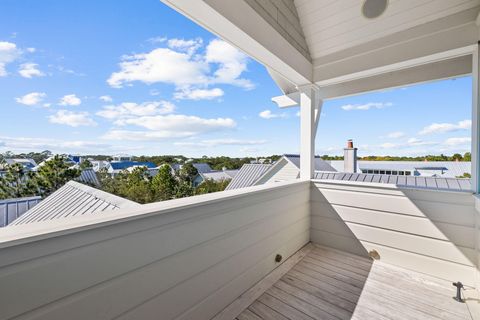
[
  {"x1": 0, "y1": 181, "x2": 310, "y2": 320},
  {"x1": 255, "y1": 159, "x2": 299, "y2": 185},
  {"x1": 311, "y1": 180, "x2": 478, "y2": 286}
]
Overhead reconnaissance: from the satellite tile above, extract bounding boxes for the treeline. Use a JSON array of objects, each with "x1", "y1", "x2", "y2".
[
  {"x1": 0, "y1": 157, "x2": 230, "y2": 202},
  {"x1": 0, "y1": 155, "x2": 81, "y2": 199},
  {"x1": 97, "y1": 163, "x2": 229, "y2": 204},
  {"x1": 321, "y1": 152, "x2": 472, "y2": 162}
]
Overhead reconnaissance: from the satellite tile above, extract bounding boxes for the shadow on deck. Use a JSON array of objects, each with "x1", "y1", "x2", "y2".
[{"x1": 224, "y1": 244, "x2": 472, "y2": 320}]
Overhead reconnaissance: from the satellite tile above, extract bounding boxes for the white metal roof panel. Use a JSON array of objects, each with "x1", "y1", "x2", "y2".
[
  {"x1": 225, "y1": 164, "x2": 272, "y2": 190},
  {"x1": 9, "y1": 181, "x2": 140, "y2": 226}
]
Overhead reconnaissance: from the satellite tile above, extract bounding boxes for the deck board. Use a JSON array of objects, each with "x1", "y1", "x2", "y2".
[{"x1": 231, "y1": 244, "x2": 472, "y2": 320}]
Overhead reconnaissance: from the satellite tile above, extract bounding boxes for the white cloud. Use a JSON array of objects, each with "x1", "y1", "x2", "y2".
[
  {"x1": 379, "y1": 142, "x2": 396, "y2": 149},
  {"x1": 147, "y1": 36, "x2": 167, "y2": 44},
  {"x1": 107, "y1": 47, "x2": 208, "y2": 88},
  {"x1": 18, "y1": 63, "x2": 44, "y2": 78},
  {"x1": 444, "y1": 137, "x2": 471, "y2": 146},
  {"x1": 0, "y1": 41, "x2": 21, "y2": 76},
  {"x1": 103, "y1": 115, "x2": 236, "y2": 141},
  {"x1": 174, "y1": 88, "x2": 224, "y2": 100},
  {"x1": 205, "y1": 39, "x2": 253, "y2": 89},
  {"x1": 341, "y1": 102, "x2": 392, "y2": 111},
  {"x1": 48, "y1": 110, "x2": 97, "y2": 127},
  {"x1": 15, "y1": 92, "x2": 46, "y2": 106},
  {"x1": 259, "y1": 110, "x2": 286, "y2": 119},
  {"x1": 26, "y1": 47, "x2": 36, "y2": 53},
  {"x1": 96, "y1": 101, "x2": 175, "y2": 119},
  {"x1": 174, "y1": 139, "x2": 266, "y2": 147},
  {"x1": 419, "y1": 120, "x2": 471, "y2": 135},
  {"x1": 386, "y1": 131, "x2": 405, "y2": 139},
  {"x1": 59, "y1": 94, "x2": 82, "y2": 106},
  {"x1": 378, "y1": 138, "x2": 437, "y2": 150},
  {"x1": 167, "y1": 38, "x2": 203, "y2": 55},
  {"x1": 99, "y1": 95, "x2": 113, "y2": 102},
  {"x1": 107, "y1": 38, "x2": 254, "y2": 94}
]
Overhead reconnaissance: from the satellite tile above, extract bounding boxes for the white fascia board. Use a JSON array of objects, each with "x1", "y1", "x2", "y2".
[
  {"x1": 315, "y1": 45, "x2": 476, "y2": 88},
  {"x1": 317, "y1": 54, "x2": 472, "y2": 100},
  {"x1": 314, "y1": 8, "x2": 479, "y2": 85},
  {"x1": 161, "y1": 0, "x2": 312, "y2": 86},
  {"x1": 271, "y1": 92, "x2": 300, "y2": 108}
]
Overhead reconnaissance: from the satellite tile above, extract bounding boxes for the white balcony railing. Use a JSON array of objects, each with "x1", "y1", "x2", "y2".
[{"x1": 0, "y1": 178, "x2": 478, "y2": 319}]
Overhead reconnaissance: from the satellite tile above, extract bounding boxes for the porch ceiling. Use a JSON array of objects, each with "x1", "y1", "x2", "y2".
[
  {"x1": 161, "y1": 0, "x2": 480, "y2": 96},
  {"x1": 297, "y1": 0, "x2": 480, "y2": 61}
]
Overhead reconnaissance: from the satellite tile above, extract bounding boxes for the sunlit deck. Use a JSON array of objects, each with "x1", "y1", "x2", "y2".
[{"x1": 228, "y1": 244, "x2": 472, "y2": 320}]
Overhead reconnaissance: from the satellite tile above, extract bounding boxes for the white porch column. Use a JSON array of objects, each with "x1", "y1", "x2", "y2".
[
  {"x1": 472, "y1": 44, "x2": 480, "y2": 193},
  {"x1": 299, "y1": 86, "x2": 321, "y2": 180}
]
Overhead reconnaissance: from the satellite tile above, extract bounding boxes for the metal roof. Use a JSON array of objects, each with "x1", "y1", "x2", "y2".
[
  {"x1": 110, "y1": 161, "x2": 157, "y2": 170},
  {"x1": 0, "y1": 196, "x2": 41, "y2": 227},
  {"x1": 314, "y1": 171, "x2": 472, "y2": 192},
  {"x1": 327, "y1": 160, "x2": 471, "y2": 178},
  {"x1": 284, "y1": 154, "x2": 337, "y2": 172},
  {"x1": 9, "y1": 181, "x2": 140, "y2": 226},
  {"x1": 3, "y1": 158, "x2": 37, "y2": 170},
  {"x1": 172, "y1": 163, "x2": 213, "y2": 173},
  {"x1": 200, "y1": 170, "x2": 238, "y2": 182},
  {"x1": 225, "y1": 164, "x2": 272, "y2": 190},
  {"x1": 76, "y1": 169, "x2": 100, "y2": 186}
]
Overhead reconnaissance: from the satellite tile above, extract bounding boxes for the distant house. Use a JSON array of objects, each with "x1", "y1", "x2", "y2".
[
  {"x1": 112, "y1": 154, "x2": 133, "y2": 162},
  {"x1": 326, "y1": 160, "x2": 471, "y2": 178},
  {"x1": 171, "y1": 163, "x2": 213, "y2": 174},
  {"x1": 107, "y1": 161, "x2": 157, "y2": 176},
  {"x1": 254, "y1": 154, "x2": 336, "y2": 185},
  {"x1": 91, "y1": 160, "x2": 110, "y2": 172},
  {"x1": 193, "y1": 169, "x2": 239, "y2": 187},
  {"x1": 0, "y1": 196, "x2": 42, "y2": 227},
  {"x1": 76, "y1": 168, "x2": 101, "y2": 186},
  {"x1": 2, "y1": 158, "x2": 37, "y2": 170},
  {"x1": 225, "y1": 164, "x2": 272, "y2": 190}
]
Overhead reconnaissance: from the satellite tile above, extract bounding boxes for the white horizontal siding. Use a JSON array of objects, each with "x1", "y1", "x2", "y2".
[
  {"x1": 256, "y1": 160, "x2": 299, "y2": 185},
  {"x1": 310, "y1": 180, "x2": 477, "y2": 286},
  {"x1": 0, "y1": 181, "x2": 310, "y2": 320}
]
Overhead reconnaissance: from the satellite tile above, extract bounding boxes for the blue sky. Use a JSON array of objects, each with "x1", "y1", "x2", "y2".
[{"x1": 0, "y1": 0, "x2": 472, "y2": 157}]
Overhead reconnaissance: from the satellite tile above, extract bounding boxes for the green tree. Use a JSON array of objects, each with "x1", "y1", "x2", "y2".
[
  {"x1": 175, "y1": 181, "x2": 194, "y2": 198},
  {"x1": 464, "y1": 152, "x2": 472, "y2": 161},
  {"x1": 33, "y1": 155, "x2": 81, "y2": 197},
  {"x1": 195, "y1": 178, "x2": 230, "y2": 195},
  {"x1": 79, "y1": 159, "x2": 93, "y2": 170},
  {"x1": 152, "y1": 165, "x2": 177, "y2": 201},
  {"x1": 0, "y1": 163, "x2": 37, "y2": 199},
  {"x1": 452, "y1": 153, "x2": 463, "y2": 161},
  {"x1": 178, "y1": 163, "x2": 198, "y2": 183}
]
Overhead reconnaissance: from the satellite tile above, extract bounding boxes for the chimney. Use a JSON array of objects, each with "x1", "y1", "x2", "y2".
[{"x1": 344, "y1": 139, "x2": 357, "y2": 173}]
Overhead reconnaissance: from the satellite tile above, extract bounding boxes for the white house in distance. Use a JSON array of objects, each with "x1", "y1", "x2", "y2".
[
  {"x1": 227, "y1": 141, "x2": 473, "y2": 192},
  {"x1": 1, "y1": 158, "x2": 37, "y2": 170}
]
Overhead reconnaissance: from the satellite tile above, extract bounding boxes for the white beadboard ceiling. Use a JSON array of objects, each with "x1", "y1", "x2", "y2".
[{"x1": 294, "y1": 0, "x2": 480, "y2": 60}]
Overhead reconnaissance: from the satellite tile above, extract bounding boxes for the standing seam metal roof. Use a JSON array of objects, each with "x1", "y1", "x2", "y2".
[
  {"x1": 313, "y1": 171, "x2": 472, "y2": 192},
  {"x1": 225, "y1": 164, "x2": 272, "y2": 190},
  {"x1": 9, "y1": 181, "x2": 140, "y2": 226}
]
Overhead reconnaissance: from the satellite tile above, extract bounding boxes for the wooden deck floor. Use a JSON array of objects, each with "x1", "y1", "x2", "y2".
[{"x1": 233, "y1": 245, "x2": 473, "y2": 320}]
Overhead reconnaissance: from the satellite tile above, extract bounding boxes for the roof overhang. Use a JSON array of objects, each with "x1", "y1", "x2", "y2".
[
  {"x1": 160, "y1": 0, "x2": 312, "y2": 86},
  {"x1": 161, "y1": 1, "x2": 480, "y2": 99}
]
